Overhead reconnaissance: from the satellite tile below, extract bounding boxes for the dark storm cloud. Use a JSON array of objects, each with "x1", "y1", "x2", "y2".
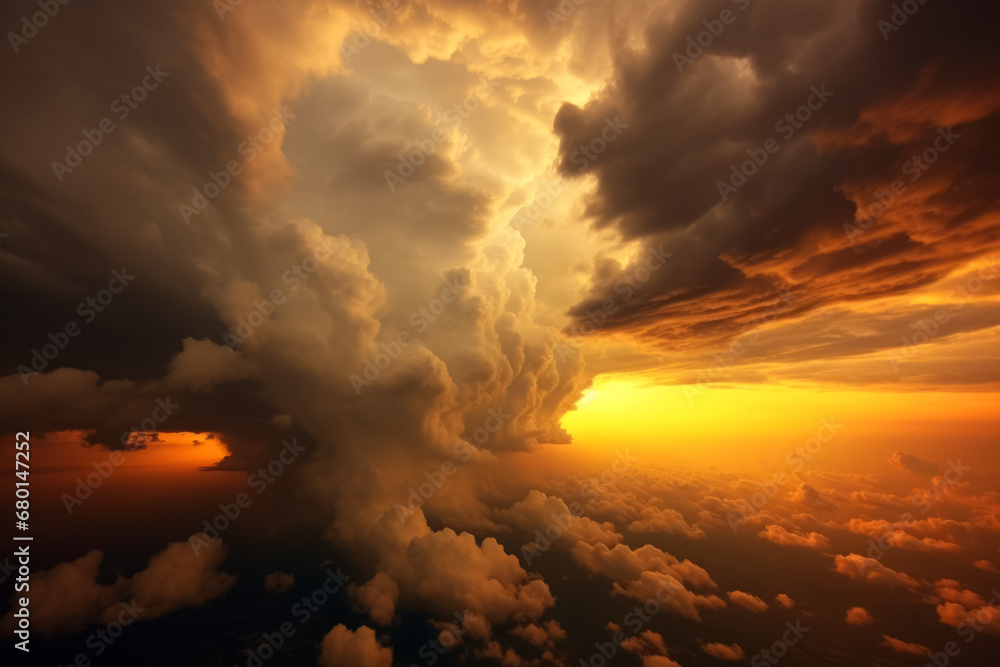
[
  {"x1": 555, "y1": 0, "x2": 1000, "y2": 350},
  {"x1": 0, "y1": 0, "x2": 248, "y2": 380},
  {"x1": 0, "y1": 0, "x2": 350, "y2": 462}
]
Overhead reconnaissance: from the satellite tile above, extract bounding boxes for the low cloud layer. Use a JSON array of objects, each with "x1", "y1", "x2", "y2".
[{"x1": 1, "y1": 533, "x2": 235, "y2": 636}]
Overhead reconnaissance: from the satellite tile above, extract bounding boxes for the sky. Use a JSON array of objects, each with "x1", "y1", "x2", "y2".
[{"x1": 1, "y1": 0, "x2": 1000, "y2": 665}]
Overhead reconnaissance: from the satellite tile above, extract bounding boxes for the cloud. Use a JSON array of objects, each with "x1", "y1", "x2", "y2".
[
  {"x1": 844, "y1": 519, "x2": 962, "y2": 554},
  {"x1": 626, "y1": 506, "x2": 705, "y2": 539},
  {"x1": 0, "y1": 550, "x2": 127, "y2": 637},
  {"x1": 119, "y1": 533, "x2": 237, "y2": 621},
  {"x1": 497, "y1": 490, "x2": 622, "y2": 548},
  {"x1": 610, "y1": 570, "x2": 727, "y2": 623},
  {"x1": 701, "y1": 642, "x2": 746, "y2": 661},
  {"x1": 881, "y1": 635, "x2": 930, "y2": 656},
  {"x1": 775, "y1": 594, "x2": 795, "y2": 609},
  {"x1": 889, "y1": 451, "x2": 938, "y2": 474},
  {"x1": 571, "y1": 541, "x2": 716, "y2": 588},
  {"x1": 621, "y1": 629, "x2": 668, "y2": 657},
  {"x1": 932, "y1": 580, "x2": 1000, "y2": 635},
  {"x1": 164, "y1": 337, "x2": 255, "y2": 392},
  {"x1": 1, "y1": 533, "x2": 235, "y2": 636},
  {"x1": 264, "y1": 571, "x2": 295, "y2": 594},
  {"x1": 887, "y1": 532, "x2": 962, "y2": 554},
  {"x1": 472, "y1": 640, "x2": 566, "y2": 666},
  {"x1": 833, "y1": 554, "x2": 920, "y2": 590},
  {"x1": 363, "y1": 510, "x2": 555, "y2": 624},
  {"x1": 845, "y1": 607, "x2": 874, "y2": 625},
  {"x1": 546, "y1": 0, "x2": 1000, "y2": 387},
  {"x1": 789, "y1": 483, "x2": 838, "y2": 512},
  {"x1": 569, "y1": 541, "x2": 725, "y2": 621},
  {"x1": 0, "y1": 1, "x2": 594, "y2": 643},
  {"x1": 935, "y1": 602, "x2": 1000, "y2": 636},
  {"x1": 850, "y1": 490, "x2": 910, "y2": 510},
  {"x1": 436, "y1": 610, "x2": 491, "y2": 643},
  {"x1": 318, "y1": 624, "x2": 393, "y2": 667},
  {"x1": 759, "y1": 524, "x2": 832, "y2": 550},
  {"x1": 726, "y1": 591, "x2": 769, "y2": 613},
  {"x1": 511, "y1": 619, "x2": 567, "y2": 647},
  {"x1": 974, "y1": 560, "x2": 1000, "y2": 574},
  {"x1": 933, "y1": 579, "x2": 988, "y2": 608},
  {"x1": 350, "y1": 572, "x2": 400, "y2": 626},
  {"x1": 642, "y1": 657, "x2": 683, "y2": 667}
]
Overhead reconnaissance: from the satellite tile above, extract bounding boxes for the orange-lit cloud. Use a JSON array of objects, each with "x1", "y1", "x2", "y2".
[
  {"x1": 701, "y1": 642, "x2": 746, "y2": 661},
  {"x1": 319, "y1": 624, "x2": 393, "y2": 667},
  {"x1": 726, "y1": 591, "x2": 769, "y2": 613},
  {"x1": 845, "y1": 607, "x2": 875, "y2": 625},
  {"x1": 759, "y1": 524, "x2": 832, "y2": 551},
  {"x1": 881, "y1": 634, "x2": 931, "y2": 656}
]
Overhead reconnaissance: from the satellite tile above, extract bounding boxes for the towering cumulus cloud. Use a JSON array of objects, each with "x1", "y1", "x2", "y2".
[{"x1": 0, "y1": 0, "x2": 593, "y2": 649}]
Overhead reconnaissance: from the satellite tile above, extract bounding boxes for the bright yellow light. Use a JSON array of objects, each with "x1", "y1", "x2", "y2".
[{"x1": 560, "y1": 375, "x2": 1000, "y2": 468}]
